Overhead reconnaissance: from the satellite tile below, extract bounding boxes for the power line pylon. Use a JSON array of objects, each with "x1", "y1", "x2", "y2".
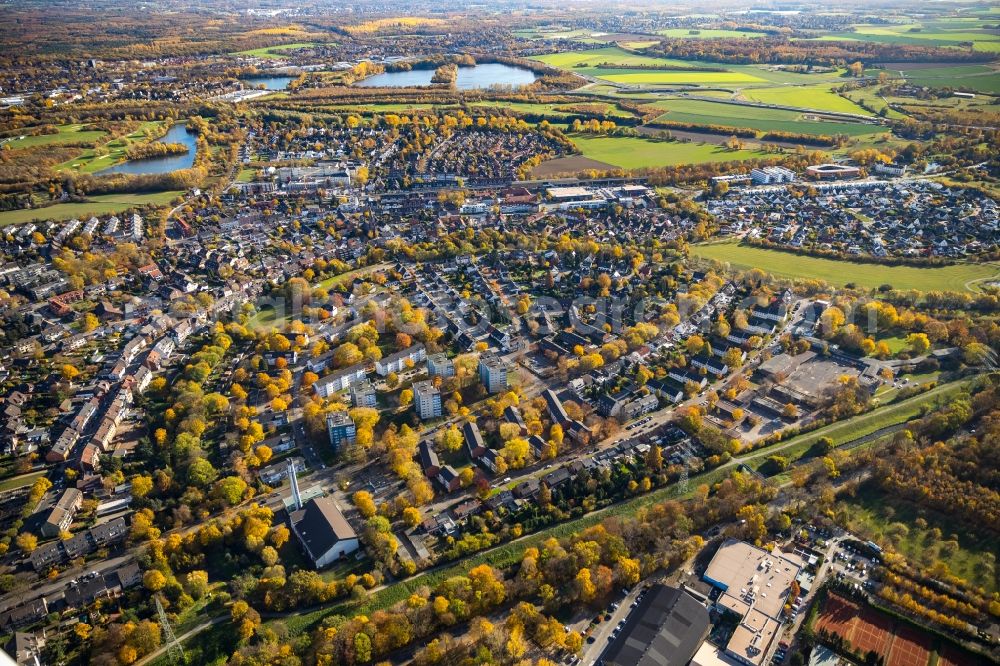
[{"x1": 155, "y1": 594, "x2": 185, "y2": 665}]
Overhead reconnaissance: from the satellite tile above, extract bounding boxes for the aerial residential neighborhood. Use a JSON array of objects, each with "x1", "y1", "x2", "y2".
[{"x1": 0, "y1": 1, "x2": 997, "y2": 665}]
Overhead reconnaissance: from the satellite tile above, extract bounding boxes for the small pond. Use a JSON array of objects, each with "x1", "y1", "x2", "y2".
[
  {"x1": 355, "y1": 63, "x2": 537, "y2": 90},
  {"x1": 97, "y1": 123, "x2": 196, "y2": 176},
  {"x1": 242, "y1": 76, "x2": 294, "y2": 90}
]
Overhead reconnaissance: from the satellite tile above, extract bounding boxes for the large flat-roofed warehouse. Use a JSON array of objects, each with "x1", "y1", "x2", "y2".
[
  {"x1": 702, "y1": 539, "x2": 803, "y2": 666},
  {"x1": 601, "y1": 584, "x2": 710, "y2": 666},
  {"x1": 545, "y1": 186, "x2": 595, "y2": 203}
]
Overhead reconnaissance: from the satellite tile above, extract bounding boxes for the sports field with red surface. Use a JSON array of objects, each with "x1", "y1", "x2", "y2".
[
  {"x1": 887, "y1": 625, "x2": 931, "y2": 666},
  {"x1": 815, "y1": 593, "x2": 987, "y2": 666}
]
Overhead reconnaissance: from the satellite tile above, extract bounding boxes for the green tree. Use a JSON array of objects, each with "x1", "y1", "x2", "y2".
[
  {"x1": 354, "y1": 632, "x2": 372, "y2": 662},
  {"x1": 186, "y1": 458, "x2": 218, "y2": 488},
  {"x1": 213, "y1": 476, "x2": 248, "y2": 505},
  {"x1": 184, "y1": 570, "x2": 210, "y2": 599}
]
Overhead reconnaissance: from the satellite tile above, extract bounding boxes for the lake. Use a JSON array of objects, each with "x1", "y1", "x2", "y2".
[
  {"x1": 243, "y1": 76, "x2": 294, "y2": 90},
  {"x1": 98, "y1": 123, "x2": 197, "y2": 176},
  {"x1": 356, "y1": 63, "x2": 537, "y2": 90}
]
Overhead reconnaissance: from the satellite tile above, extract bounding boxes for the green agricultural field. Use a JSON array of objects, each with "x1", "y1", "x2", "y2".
[
  {"x1": 471, "y1": 100, "x2": 635, "y2": 118},
  {"x1": 532, "y1": 46, "x2": 684, "y2": 69},
  {"x1": 727, "y1": 65, "x2": 851, "y2": 86},
  {"x1": 896, "y1": 64, "x2": 1000, "y2": 94},
  {"x1": 55, "y1": 120, "x2": 171, "y2": 174},
  {"x1": 514, "y1": 28, "x2": 604, "y2": 42},
  {"x1": 620, "y1": 40, "x2": 661, "y2": 49},
  {"x1": 838, "y1": 483, "x2": 998, "y2": 594},
  {"x1": 532, "y1": 47, "x2": 853, "y2": 90},
  {"x1": 589, "y1": 69, "x2": 766, "y2": 85},
  {"x1": 569, "y1": 134, "x2": 769, "y2": 168},
  {"x1": 2, "y1": 124, "x2": 107, "y2": 149},
  {"x1": 0, "y1": 191, "x2": 183, "y2": 227},
  {"x1": 741, "y1": 84, "x2": 873, "y2": 115},
  {"x1": 691, "y1": 241, "x2": 1000, "y2": 292},
  {"x1": 532, "y1": 48, "x2": 769, "y2": 85},
  {"x1": 657, "y1": 28, "x2": 767, "y2": 39},
  {"x1": 814, "y1": 22, "x2": 1000, "y2": 52},
  {"x1": 843, "y1": 86, "x2": 909, "y2": 120},
  {"x1": 648, "y1": 98, "x2": 881, "y2": 136},
  {"x1": 233, "y1": 42, "x2": 320, "y2": 58}
]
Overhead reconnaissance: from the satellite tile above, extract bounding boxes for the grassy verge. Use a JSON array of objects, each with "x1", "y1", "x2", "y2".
[
  {"x1": 744, "y1": 379, "x2": 970, "y2": 472},
  {"x1": 0, "y1": 470, "x2": 45, "y2": 492}
]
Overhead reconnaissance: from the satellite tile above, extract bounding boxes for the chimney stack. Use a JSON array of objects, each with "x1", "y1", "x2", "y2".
[{"x1": 288, "y1": 460, "x2": 302, "y2": 511}]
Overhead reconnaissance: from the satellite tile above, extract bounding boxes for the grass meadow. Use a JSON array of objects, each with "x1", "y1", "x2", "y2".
[
  {"x1": 691, "y1": 241, "x2": 1000, "y2": 292},
  {"x1": 648, "y1": 98, "x2": 882, "y2": 136},
  {"x1": 2, "y1": 124, "x2": 107, "y2": 149},
  {"x1": 54, "y1": 120, "x2": 169, "y2": 174},
  {"x1": 233, "y1": 42, "x2": 320, "y2": 58},
  {"x1": 569, "y1": 134, "x2": 769, "y2": 168},
  {"x1": 740, "y1": 84, "x2": 874, "y2": 115},
  {"x1": 0, "y1": 191, "x2": 182, "y2": 227}
]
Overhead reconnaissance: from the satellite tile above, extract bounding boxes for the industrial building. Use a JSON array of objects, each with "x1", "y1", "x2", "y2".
[
  {"x1": 805, "y1": 164, "x2": 860, "y2": 181},
  {"x1": 601, "y1": 584, "x2": 711, "y2": 666},
  {"x1": 702, "y1": 539, "x2": 804, "y2": 666}
]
